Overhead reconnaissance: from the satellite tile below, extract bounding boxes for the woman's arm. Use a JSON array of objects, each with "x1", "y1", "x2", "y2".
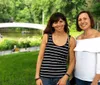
[
  {"x1": 91, "y1": 53, "x2": 100, "y2": 85},
  {"x1": 35, "y1": 34, "x2": 47, "y2": 79},
  {"x1": 57, "y1": 36, "x2": 76, "y2": 85},
  {"x1": 66, "y1": 36, "x2": 76, "y2": 76},
  {"x1": 96, "y1": 53, "x2": 100, "y2": 75},
  {"x1": 91, "y1": 32, "x2": 100, "y2": 85}
]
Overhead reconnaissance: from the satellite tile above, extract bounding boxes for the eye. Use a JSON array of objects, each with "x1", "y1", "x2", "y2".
[
  {"x1": 53, "y1": 22, "x2": 57, "y2": 24},
  {"x1": 78, "y1": 18, "x2": 81, "y2": 21},
  {"x1": 83, "y1": 18, "x2": 87, "y2": 20},
  {"x1": 59, "y1": 20, "x2": 63, "y2": 22},
  {"x1": 59, "y1": 20, "x2": 65, "y2": 24}
]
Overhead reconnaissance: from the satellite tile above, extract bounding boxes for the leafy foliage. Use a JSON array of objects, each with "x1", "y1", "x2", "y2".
[
  {"x1": 0, "y1": 0, "x2": 99, "y2": 30},
  {"x1": 0, "y1": 36, "x2": 41, "y2": 51},
  {"x1": 91, "y1": 3, "x2": 100, "y2": 18}
]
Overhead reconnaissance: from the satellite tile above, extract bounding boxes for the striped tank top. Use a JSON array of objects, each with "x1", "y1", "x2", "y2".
[{"x1": 40, "y1": 34, "x2": 69, "y2": 78}]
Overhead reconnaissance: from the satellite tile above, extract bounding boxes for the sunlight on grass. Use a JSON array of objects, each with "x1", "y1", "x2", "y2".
[{"x1": 0, "y1": 51, "x2": 39, "y2": 85}]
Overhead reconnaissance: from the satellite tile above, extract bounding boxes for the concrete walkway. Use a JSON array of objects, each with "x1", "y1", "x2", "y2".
[{"x1": 0, "y1": 46, "x2": 39, "y2": 56}]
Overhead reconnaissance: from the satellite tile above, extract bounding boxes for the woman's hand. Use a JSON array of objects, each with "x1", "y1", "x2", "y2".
[
  {"x1": 91, "y1": 80, "x2": 98, "y2": 85},
  {"x1": 36, "y1": 79, "x2": 43, "y2": 85},
  {"x1": 57, "y1": 75, "x2": 68, "y2": 85},
  {"x1": 91, "y1": 74, "x2": 100, "y2": 85}
]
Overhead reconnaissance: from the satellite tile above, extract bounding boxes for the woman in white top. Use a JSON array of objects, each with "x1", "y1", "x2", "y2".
[{"x1": 74, "y1": 11, "x2": 100, "y2": 85}]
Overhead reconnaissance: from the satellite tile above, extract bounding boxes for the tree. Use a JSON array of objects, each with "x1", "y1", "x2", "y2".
[
  {"x1": 0, "y1": 0, "x2": 12, "y2": 22},
  {"x1": 91, "y1": 2, "x2": 100, "y2": 30}
]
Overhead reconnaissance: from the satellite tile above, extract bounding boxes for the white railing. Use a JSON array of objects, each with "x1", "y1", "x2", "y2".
[{"x1": 0, "y1": 22, "x2": 46, "y2": 30}]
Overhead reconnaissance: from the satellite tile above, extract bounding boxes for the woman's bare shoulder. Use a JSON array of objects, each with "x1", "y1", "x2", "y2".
[
  {"x1": 76, "y1": 34, "x2": 83, "y2": 40},
  {"x1": 42, "y1": 34, "x2": 48, "y2": 43},
  {"x1": 69, "y1": 36, "x2": 76, "y2": 47},
  {"x1": 95, "y1": 30, "x2": 100, "y2": 37},
  {"x1": 43, "y1": 34, "x2": 48, "y2": 37}
]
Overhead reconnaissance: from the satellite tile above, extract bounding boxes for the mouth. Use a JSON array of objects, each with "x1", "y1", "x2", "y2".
[
  {"x1": 56, "y1": 26, "x2": 61, "y2": 29},
  {"x1": 80, "y1": 23, "x2": 87, "y2": 27}
]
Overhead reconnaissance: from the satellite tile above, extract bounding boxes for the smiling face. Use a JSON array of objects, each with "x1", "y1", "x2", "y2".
[
  {"x1": 52, "y1": 18, "x2": 65, "y2": 32},
  {"x1": 78, "y1": 13, "x2": 91, "y2": 31}
]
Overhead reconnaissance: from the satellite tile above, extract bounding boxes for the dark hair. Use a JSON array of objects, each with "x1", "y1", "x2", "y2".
[
  {"x1": 76, "y1": 11, "x2": 95, "y2": 31},
  {"x1": 43, "y1": 12, "x2": 69, "y2": 34}
]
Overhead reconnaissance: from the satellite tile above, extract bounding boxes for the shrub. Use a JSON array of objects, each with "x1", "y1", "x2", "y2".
[{"x1": 0, "y1": 36, "x2": 41, "y2": 51}]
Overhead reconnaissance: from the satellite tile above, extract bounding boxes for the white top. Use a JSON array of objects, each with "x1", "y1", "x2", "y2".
[{"x1": 74, "y1": 37, "x2": 100, "y2": 81}]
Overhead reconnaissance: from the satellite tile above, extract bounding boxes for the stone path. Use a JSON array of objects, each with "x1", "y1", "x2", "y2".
[{"x1": 0, "y1": 46, "x2": 39, "y2": 56}]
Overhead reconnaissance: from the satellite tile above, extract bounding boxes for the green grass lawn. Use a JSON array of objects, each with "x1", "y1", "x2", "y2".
[{"x1": 0, "y1": 51, "x2": 38, "y2": 85}]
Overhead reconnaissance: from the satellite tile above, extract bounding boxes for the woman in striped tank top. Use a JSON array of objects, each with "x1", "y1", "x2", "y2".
[{"x1": 35, "y1": 12, "x2": 76, "y2": 85}]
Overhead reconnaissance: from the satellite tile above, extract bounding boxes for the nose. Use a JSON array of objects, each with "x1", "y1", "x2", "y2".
[
  {"x1": 56, "y1": 22, "x2": 61, "y2": 26},
  {"x1": 80, "y1": 19, "x2": 85, "y2": 24}
]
